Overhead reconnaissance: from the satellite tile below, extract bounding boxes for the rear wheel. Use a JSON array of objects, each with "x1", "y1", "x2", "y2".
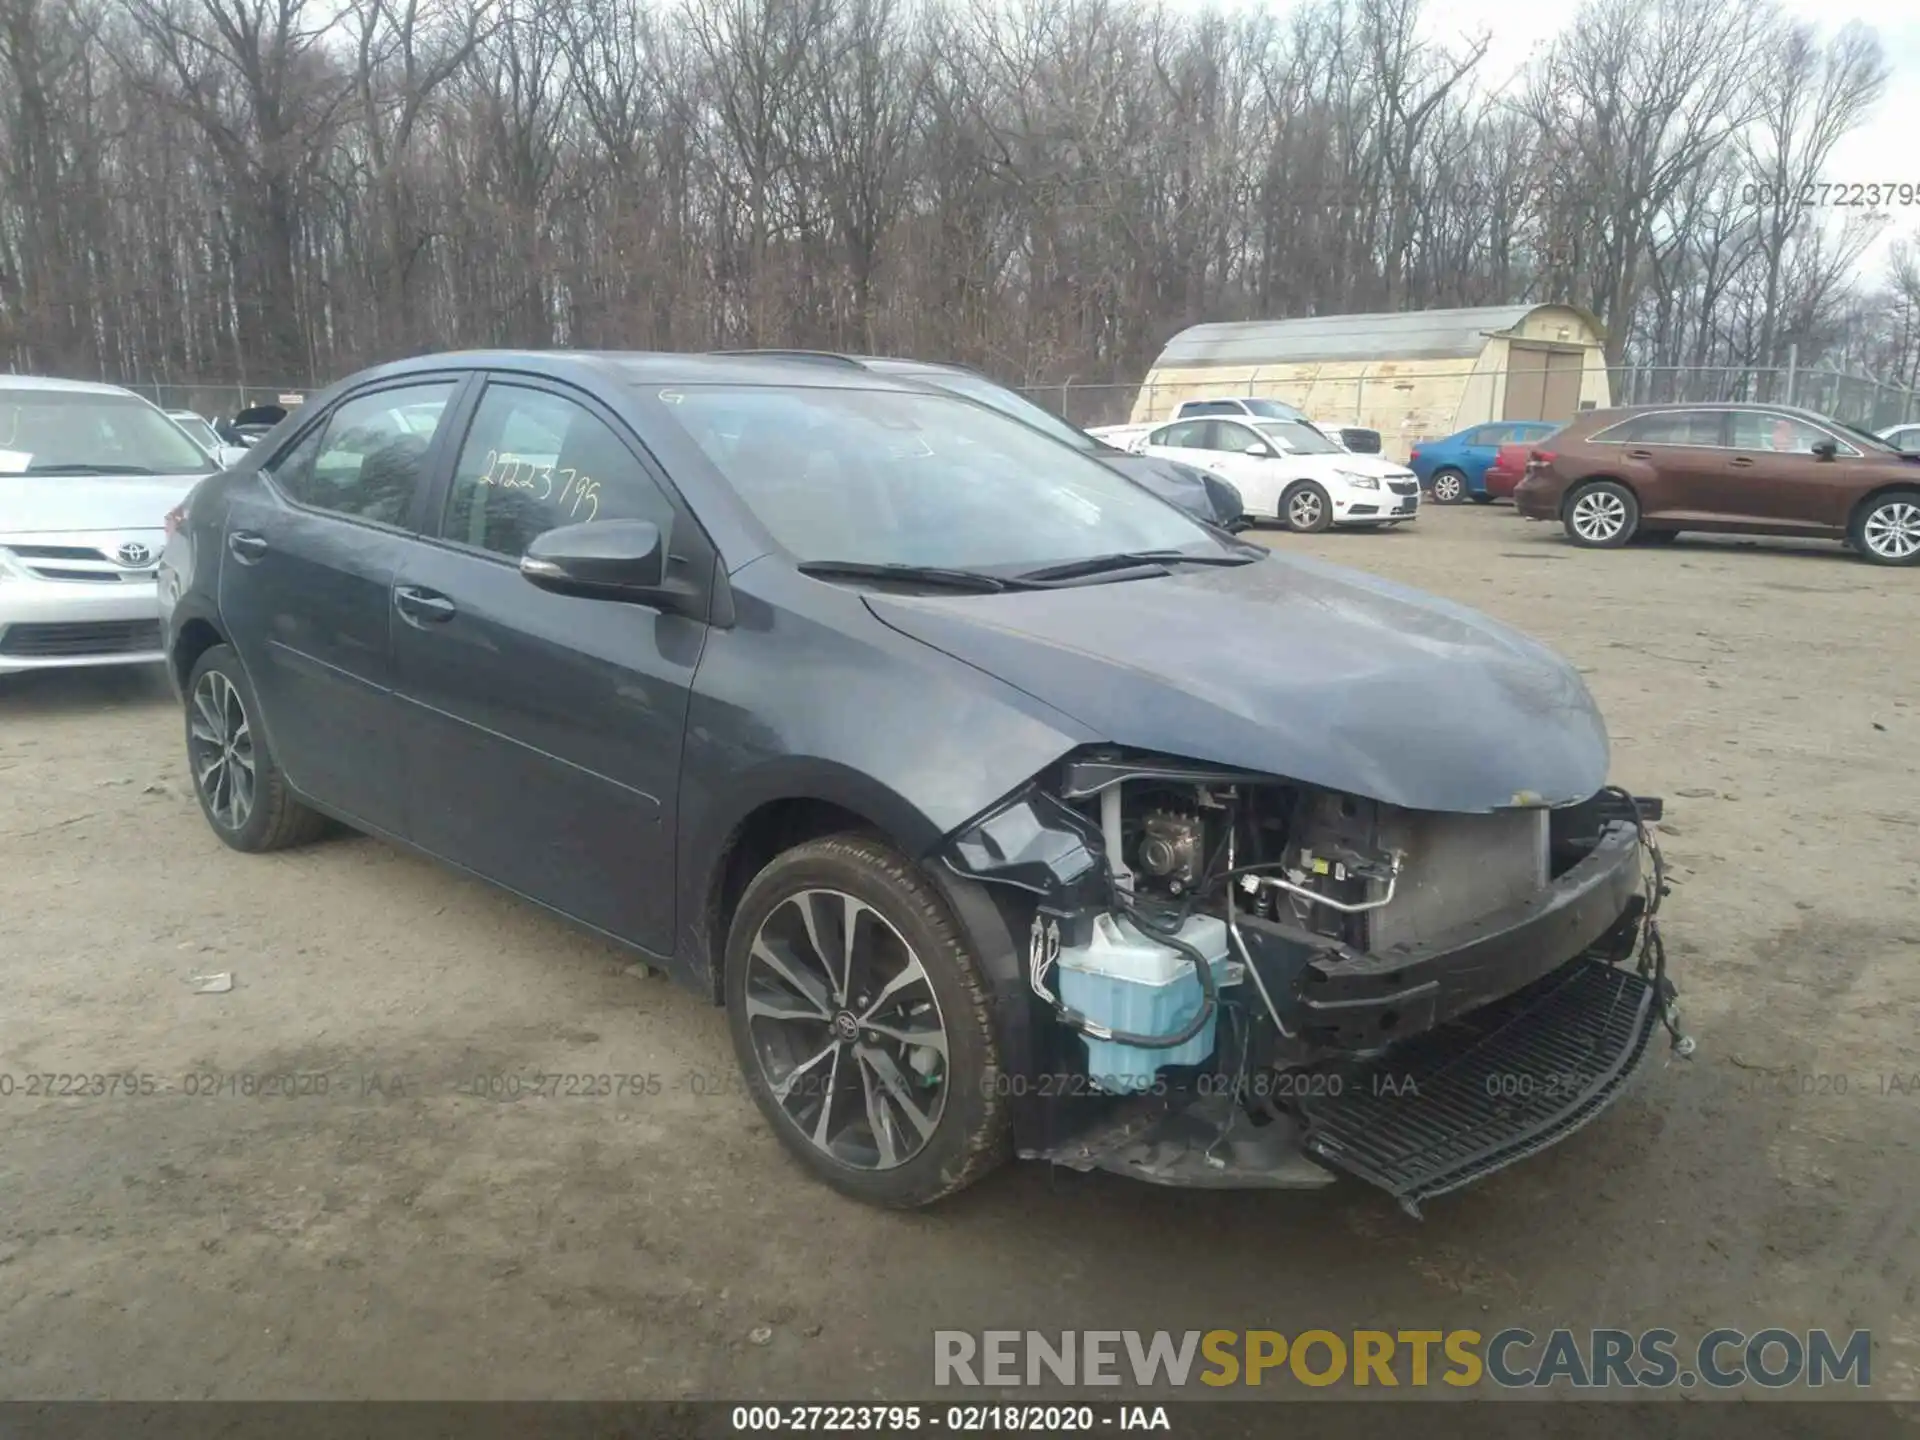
[
  {"x1": 724, "y1": 835, "x2": 1010, "y2": 1208},
  {"x1": 1852, "y1": 490, "x2": 1920, "y2": 566},
  {"x1": 1282, "y1": 482, "x2": 1333, "y2": 533},
  {"x1": 1563, "y1": 481, "x2": 1638, "y2": 548},
  {"x1": 1429, "y1": 469, "x2": 1466, "y2": 504},
  {"x1": 185, "y1": 645, "x2": 327, "y2": 852}
]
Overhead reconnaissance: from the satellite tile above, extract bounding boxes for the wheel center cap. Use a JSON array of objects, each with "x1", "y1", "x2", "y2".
[{"x1": 832, "y1": 1011, "x2": 860, "y2": 1042}]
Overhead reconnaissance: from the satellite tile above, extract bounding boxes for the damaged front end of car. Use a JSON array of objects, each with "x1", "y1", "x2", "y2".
[{"x1": 941, "y1": 749, "x2": 1691, "y2": 1216}]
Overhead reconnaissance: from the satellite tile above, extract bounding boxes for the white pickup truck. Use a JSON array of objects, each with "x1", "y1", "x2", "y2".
[{"x1": 1089, "y1": 397, "x2": 1383, "y2": 455}]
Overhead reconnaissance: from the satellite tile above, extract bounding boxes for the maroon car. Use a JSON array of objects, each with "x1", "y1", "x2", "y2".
[{"x1": 1513, "y1": 403, "x2": 1920, "y2": 565}]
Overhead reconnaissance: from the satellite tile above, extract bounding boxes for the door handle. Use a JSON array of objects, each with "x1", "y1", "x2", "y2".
[
  {"x1": 1624, "y1": 449, "x2": 1654, "y2": 460},
  {"x1": 1729, "y1": 456, "x2": 1755, "y2": 468},
  {"x1": 227, "y1": 531, "x2": 269, "y2": 563},
  {"x1": 394, "y1": 585, "x2": 457, "y2": 625}
]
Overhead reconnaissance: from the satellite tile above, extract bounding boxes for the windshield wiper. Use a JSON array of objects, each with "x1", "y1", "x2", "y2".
[
  {"x1": 23, "y1": 463, "x2": 160, "y2": 475},
  {"x1": 1014, "y1": 548, "x2": 1260, "y2": 583},
  {"x1": 796, "y1": 560, "x2": 1022, "y2": 593}
]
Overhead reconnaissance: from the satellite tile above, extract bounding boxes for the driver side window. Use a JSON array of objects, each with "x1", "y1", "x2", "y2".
[{"x1": 442, "y1": 384, "x2": 675, "y2": 560}]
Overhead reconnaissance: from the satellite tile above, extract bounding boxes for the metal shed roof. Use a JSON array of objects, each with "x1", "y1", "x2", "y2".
[{"x1": 1152, "y1": 305, "x2": 1584, "y2": 367}]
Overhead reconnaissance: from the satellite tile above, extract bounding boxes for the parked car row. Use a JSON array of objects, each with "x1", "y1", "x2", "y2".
[{"x1": 1410, "y1": 404, "x2": 1920, "y2": 565}]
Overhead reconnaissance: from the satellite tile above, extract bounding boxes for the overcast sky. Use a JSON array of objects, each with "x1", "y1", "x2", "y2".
[
  {"x1": 1439, "y1": 0, "x2": 1920, "y2": 280},
  {"x1": 1181, "y1": 0, "x2": 1920, "y2": 284}
]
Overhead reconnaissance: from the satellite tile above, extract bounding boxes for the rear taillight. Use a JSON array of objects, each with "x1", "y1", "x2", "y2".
[
  {"x1": 1409, "y1": 447, "x2": 1422, "y2": 462},
  {"x1": 1530, "y1": 449, "x2": 1557, "y2": 466},
  {"x1": 163, "y1": 502, "x2": 187, "y2": 539}
]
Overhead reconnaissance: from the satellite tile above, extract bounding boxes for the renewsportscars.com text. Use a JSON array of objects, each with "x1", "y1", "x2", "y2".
[{"x1": 933, "y1": 1328, "x2": 1871, "y2": 1390}]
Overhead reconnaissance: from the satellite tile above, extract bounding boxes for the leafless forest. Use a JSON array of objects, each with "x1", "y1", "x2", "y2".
[{"x1": 2, "y1": 0, "x2": 1917, "y2": 397}]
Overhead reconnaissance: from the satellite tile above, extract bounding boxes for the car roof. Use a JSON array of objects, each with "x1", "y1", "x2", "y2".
[
  {"x1": 1574, "y1": 401, "x2": 1863, "y2": 428},
  {"x1": 345, "y1": 349, "x2": 941, "y2": 397},
  {"x1": 0, "y1": 374, "x2": 141, "y2": 398}
]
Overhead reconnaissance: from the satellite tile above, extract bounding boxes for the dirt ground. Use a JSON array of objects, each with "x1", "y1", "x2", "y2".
[{"x1": 1, "y1": 502, "x2": 1916, "y2": 1402}]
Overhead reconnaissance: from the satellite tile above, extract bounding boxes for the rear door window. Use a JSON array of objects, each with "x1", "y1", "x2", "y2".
[
  {"x1": 1149, "y1": 421, "x2": 1211, "y2": 449},
  {"x1": 1614, "y1": 411, "x2": 1727, "y2": 447},
  {"x1": 268, "y1": 382, "x2": 457, "y2": 526}
]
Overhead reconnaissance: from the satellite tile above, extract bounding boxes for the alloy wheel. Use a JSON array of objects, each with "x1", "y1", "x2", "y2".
[
  {"x1": 1862, "y1": 500, "x2": 1920, "y2": 560},
  {"x1": 1432, "y1": 472, "x2": 1463, "y2": 503},
  {"x1": 1569, "y1": 489, "x2": 1628, "y2": 543},
  {"x1": 742, "y1": 888, "x2": 950, "y2": 1171},
  {"x1": 188, "y1": 670, "x2": 255, "y2": 830},
  {"x1": 1287, "y1": 489, "x2": 1325, "y2": 529}
]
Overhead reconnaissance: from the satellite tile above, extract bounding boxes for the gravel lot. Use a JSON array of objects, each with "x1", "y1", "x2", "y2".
[{"x1": 2, "y1": 503, "x2": 1915, "y2": 1401}]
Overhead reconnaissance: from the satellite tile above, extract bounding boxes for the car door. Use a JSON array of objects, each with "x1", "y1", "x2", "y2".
[
  {"x1": 389, "y1": 375, "x2": 711, "y2": 955},
  {"x1": 1458, "y1": 424, "x2": 1509, "y2": 486},
  {"x1": 1716, "y1": 411, "x2": 1859, "y2": 533},
  {"x1": 1600, "y1": 409, "x2": 1729, "y2": 522},
  {"x1": 1197, "y1": 420, "x2": 1282, "y2": 507},
  {"x1": 217, "y1": 376, "x2": 466, "y2": 834}
]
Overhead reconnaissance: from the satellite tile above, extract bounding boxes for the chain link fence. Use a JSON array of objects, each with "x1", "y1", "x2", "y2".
[
  {"x1": 122, "y1": 382, "x2": 314, "y2": 421},
  {"x1": 1017, "y1": 365, "x2": 1920, "y2": 442}
]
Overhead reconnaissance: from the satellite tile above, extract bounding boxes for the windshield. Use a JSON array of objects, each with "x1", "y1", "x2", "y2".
[
  {"x1": 1255, "y1": 419, "x2": 1342, "y2": 455},
  {"x1": 0, "y1": 390, "x2": 215, "y2": 475},
  {"x1": 904, "y1": 369, "x2": 1097, "y2": 453},
  {"x1": 1242, "y1": 398, "x2": 1309, "y2": 422},
  {"x1": 653, "y1": 384, "x2": 1223, "y2": 570}
]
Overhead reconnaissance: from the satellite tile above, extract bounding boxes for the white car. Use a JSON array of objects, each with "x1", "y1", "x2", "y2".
[
  {"x1": 1132, "y1": 415, "x2": 1419, "y2": 531},
  {"x1": 166, "y1": 409, "x2": 252, "y2": 468},
  {"x1": 1, "y1": 377, "x2": 217, "y2": 674},
  {"x1": 1878, "y1": 421, "x2": 1920, "y2": 454}
]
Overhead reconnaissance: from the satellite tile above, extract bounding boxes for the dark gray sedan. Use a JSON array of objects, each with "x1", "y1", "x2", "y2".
[{"x1": 157, "y1": 351, "x2": 1680, "y2": 1213}]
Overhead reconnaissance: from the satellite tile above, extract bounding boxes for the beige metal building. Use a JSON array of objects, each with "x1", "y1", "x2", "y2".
[{"x1": 1129, "y1": 304, "x2": 1610, "y2": 460}]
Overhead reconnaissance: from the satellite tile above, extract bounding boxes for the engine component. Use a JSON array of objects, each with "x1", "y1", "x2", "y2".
[
  {"x1": 1055, "y1": 911, "x2": 1233, "y2": 1093},
  {"x1": 1136, "y1": 809, "x2": 1205, "y2": 892}
]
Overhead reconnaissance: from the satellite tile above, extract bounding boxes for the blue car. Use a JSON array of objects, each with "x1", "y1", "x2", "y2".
[{"x1": 1410, "y1": 421, "x2": 1560, "y2": 503}]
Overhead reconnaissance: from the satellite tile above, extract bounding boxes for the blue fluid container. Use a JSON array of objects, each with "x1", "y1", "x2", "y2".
[{"x1": 1055, "y1": 911, "x2": 1233, "y2": 1093}]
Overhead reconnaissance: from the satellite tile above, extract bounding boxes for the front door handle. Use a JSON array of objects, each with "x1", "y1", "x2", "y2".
[
  {"x1": 1625, "y1": 448, "x2": 1655, "y2": 460},
  {"x1": 1729, "y1": 456, "x2": 1755, "y2": 468},
  {"x1": 227, "y1": 531, "x2": 269, "y2": 563},
  {"x1": 394, "y1": 585, "x2": 457, "y2": 625}
]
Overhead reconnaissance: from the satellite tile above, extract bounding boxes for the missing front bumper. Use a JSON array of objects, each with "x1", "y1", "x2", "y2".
[
  {"x1": 1036, "y1": 956, "x2": 1667, "y2": 1212},
  {"x1": 1298, "y1": 957, "x2": 1664, "y2": 1215}
]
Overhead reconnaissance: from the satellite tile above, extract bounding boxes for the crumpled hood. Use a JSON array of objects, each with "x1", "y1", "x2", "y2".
[
  {"x1": 864, "y1": 551, "x2": 1610, "y2": 813},
  {"x1": 0, "y1": 472, "x2": 206, "y2": 536}
]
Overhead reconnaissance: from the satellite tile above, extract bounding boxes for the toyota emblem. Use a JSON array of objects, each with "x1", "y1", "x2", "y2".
[{"x1": 116, "y1": 542, "x2": 153, "y2": 567}]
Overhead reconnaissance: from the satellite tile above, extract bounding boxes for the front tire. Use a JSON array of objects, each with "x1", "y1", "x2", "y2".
[
  {"x1": 724, "y1": 835, "x2": 1010, "y2": 1208},
  {"x1": 1563, "y1": 480, "x2": 1638, "y2": 548},
  {"x1": 1282, "y1": 482, "x2": 1334, "y2": 533},
  {"x1": 1429, "y1": 469, "x2": 1466, "y2": 504},
  {"x1": 1852, "y1": 490, "x2": 1920, "y2": 566},
  {"x1": 185, "y1": 645, "x2": 327, "y2": 852}
]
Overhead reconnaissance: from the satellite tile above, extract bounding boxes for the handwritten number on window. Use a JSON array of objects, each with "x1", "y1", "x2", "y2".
[{"x1": 476, "y1": 449, "x2": 599, "y2": 521}]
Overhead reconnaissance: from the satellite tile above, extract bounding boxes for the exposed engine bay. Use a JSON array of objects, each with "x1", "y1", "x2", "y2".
[{"x1": 943, "y1": 749, "x2": 1689, "y2": 1214}]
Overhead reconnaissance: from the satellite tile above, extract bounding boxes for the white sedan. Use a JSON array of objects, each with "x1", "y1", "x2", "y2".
[
  {"x1": 1, "y1": 377, "x2": 216, "y2": 674},
  {"x1": 1130, "y1": 416, "x2": 1419, "y2": 531}
]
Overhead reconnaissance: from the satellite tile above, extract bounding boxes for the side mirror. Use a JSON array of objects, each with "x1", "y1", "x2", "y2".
[
  {"x1": 1245, "y1": 442, "x2": 1274, "y2": 458},
  {"x1": 1810, "y1": 439, "x2": 1838, "y2": 461},
  {"x1": 520, "y1": 519, "x2": 692, "y2": 610}
]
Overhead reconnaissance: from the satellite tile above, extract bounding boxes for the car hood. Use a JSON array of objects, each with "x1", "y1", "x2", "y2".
[
  {"x1": 0, "y1": 472, "x2": 207, "y2": 536},
  {"x1": 1276, "y1": 451, "x2": 1413, "y2": 479},
  {"x1": 863, "y1": 551, "x2": 1610, "y2": 813}
]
